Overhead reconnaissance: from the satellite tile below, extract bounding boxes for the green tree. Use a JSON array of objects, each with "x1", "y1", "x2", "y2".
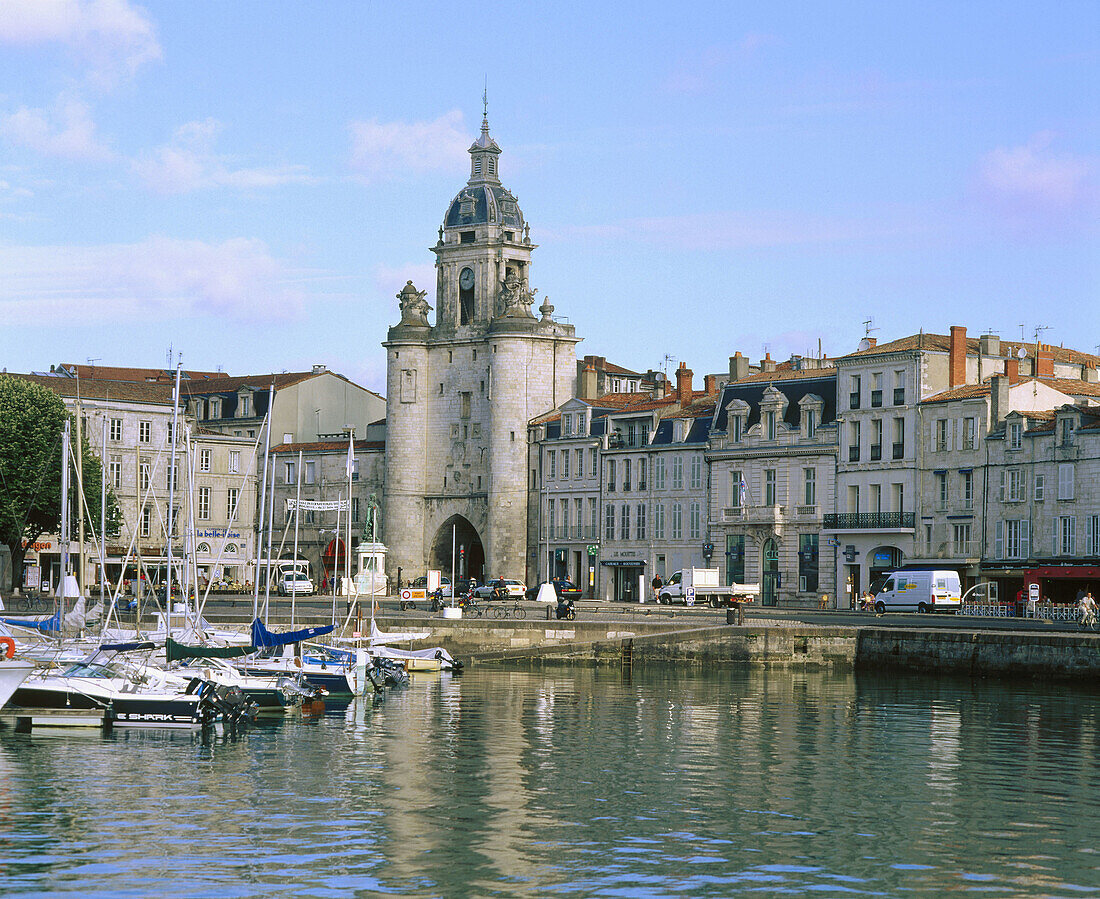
[{"x1": 0, "y1": 376, "x2": 120, "y2": 593}]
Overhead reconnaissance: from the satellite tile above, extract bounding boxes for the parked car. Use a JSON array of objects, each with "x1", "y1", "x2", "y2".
[
  {"x1": 526, "y1": 578, "x2": 582, "y2": 601},
  {"x1": 278, "y1": 572, "x2": 315, "y2": 596},
  {"x1": 412, "y1": 575, "x2": 451, "y2": 597},
  {"x1": 474, "y1": 578, "x2": 526, "y2": 599}
]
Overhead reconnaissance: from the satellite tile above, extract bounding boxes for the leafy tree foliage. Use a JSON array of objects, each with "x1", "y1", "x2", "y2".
[{"x1": 0, "y1": 376, "x2": 120, "y2": 592}]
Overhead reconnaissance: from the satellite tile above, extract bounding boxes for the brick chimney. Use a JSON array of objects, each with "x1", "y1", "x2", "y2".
[
  {"x1": 1005, "y1": 357, "x2": 1020, "y2": 384},
  {"x1": 1036, "y1": 347, "x2": 1054, "y2": 379},
  {"x1": 761, "y1": 353, "x2": 776, "y2": 373},
  {"x1": 865, "y1": 337, "x2": 877, "y2": 348},
  {"x1": 704, "y1": 373, "x2": 718, "y2": 395},
  {"x1": 949, "y1": 325, "x2": 967, "y2": 388},
  {"x1": 729, "y1": 352, "x2": 751, "y2": 382},
  {"x1": 675, "y1": 363, "x2": 693, "y2": 406}
]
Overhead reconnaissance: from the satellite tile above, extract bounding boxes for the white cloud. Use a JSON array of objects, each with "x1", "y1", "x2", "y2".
[
  {"x1": 662, "y1": 33, "x2": 779, "y2": 95},
  {"x1": 977, "y1": 132, "x2": 1095, "y2": 216},
  {"x1": 0, "y1": 95, "x2": 114, "y2": 161},
  {"x1": 0, "y1": 0, "x2": 161, "y2": 84},
  {"x1": 349, "y1": 109, "x2": 469, "y2": 180},
  {"x1": 133, "y1": 118, "x2": 313, "y2": 193},
  {"x1": 0, "y1": 236, "x2": 307, "y2": 324}
]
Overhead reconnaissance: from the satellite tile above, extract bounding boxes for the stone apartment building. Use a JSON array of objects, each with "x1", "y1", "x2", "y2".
[
  {"x1": 707, "y1": 358, "x2": 838, "y2": 609},
  {"x1": 529, "y1": 364, "x2": 719, "y2": 600},
  {"x1": 269, "y1": 438, "x2": 385, "y2": 586},
  {"x1": 827, "y1": 326, "x2": 1100, "y2": 607},
  {"x1": 5, "y1": 374, "x2": 257, "y2": 592}
]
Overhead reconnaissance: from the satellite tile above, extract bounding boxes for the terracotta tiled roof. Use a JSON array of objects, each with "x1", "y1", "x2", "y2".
[
  {"x1": 921, "y1": 384, "x2": 991, "y2": 404},
  {"x1": 1046, "y1": 378, "x2": 1100, "y2": 397},
  {"x1": 840, "y1": 333, "x2": 1100, "y2": 368},
  {"x1": 56, "y1": 363, "x2": 229, "y2": 382},
  {"x1": 732, "y1": 366, "x2": 837, "y2": 384},
  {"x1": 5, "y1": 373, "x2": 177, "y2": 405},
  {"x1": 272, "y1": 440, "x2": 384, "y2": 453}
]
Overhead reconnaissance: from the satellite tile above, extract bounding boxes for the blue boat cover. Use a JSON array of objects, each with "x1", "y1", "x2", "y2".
[
  {"x1": 250, "y1": 618, "x2": 335, "y2": 648},
  {"x1": 100, "y1": 641, "x2": 158, "y2": 652},
  {"x1": 1, "y1": 612, "x2": 61, "y2": 633}
]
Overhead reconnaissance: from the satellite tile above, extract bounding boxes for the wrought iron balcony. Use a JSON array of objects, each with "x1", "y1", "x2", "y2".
[{"x1": 823, "y1": 512, "x2": 916, "y2": 531}]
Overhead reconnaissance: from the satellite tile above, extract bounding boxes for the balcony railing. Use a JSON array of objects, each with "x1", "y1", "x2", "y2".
[
  {"x1": 892, "y1": 442, "x2": 904, "y2": 460},
  {"x1": 794, "y1": 504, "x2": 819, "y2": 516},
  {"x1": 823, "y1": 512, "x2": 915, "y2": 530},
  {"x1": 849, "y1": 393, "x2": 860, "y2": 409},
  {"x1": 893, "y1": 388, "x2": 906, "y2": 405},
  {"x1": 871, "y1": 390, "x2": 882, "y2": 408},
  {"x1": 848, "y1": 446, "x2": 861, "y2": 462},
  {"x1": 545, "y1": 525, "x2": 600, "y2": 541},
  {"x1": 870, "y1": 444, "x2": 882, "y2": 461}
]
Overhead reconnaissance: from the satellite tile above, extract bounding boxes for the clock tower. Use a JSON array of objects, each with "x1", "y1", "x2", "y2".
[{"x1": 383, "y1": 109, "x2": 579, "y2": 587}]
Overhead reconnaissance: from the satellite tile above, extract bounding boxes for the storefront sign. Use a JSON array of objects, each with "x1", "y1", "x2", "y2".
[
  {"x1": 20, "y1": 539, "x2": 54, "y2": 552},
  {"x1": 287, "y1": 499, "x2": 348, "y2": 512},
  {"x1": 195, "y1": 529, "x2": 244, "y2": 540},
  {"x1": 603, "y1": 560, "x2": 643, "y2": 567}
]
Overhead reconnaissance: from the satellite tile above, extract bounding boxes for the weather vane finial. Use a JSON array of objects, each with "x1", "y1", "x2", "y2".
[{"x1": 482, "y1": 78, "x2": 488, "y2": 120}]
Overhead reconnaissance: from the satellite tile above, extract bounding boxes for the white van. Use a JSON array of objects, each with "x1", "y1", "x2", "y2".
[{"x1": 873, "y1": 569, "x2": 961, "y2": 613}]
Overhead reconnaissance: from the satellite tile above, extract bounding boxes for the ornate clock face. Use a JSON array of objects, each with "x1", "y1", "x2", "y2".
[{"x1": 459, "y1": 268, "x2": 474, "y2": 290}]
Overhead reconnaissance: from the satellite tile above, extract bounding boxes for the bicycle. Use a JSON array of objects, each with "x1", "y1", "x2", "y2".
[
  {"x1": 459, "y1": 596, "x2": 483, "y2": 618},
  {"x1": 487, "y1": 602, "x2": 526, "y2": 620},
  {"x1": 1078, "y1": 606, "x2": 1098, "y2": 631},
  {"x1": 17, "y1": 594, "x2": 51, "y2": 615}
]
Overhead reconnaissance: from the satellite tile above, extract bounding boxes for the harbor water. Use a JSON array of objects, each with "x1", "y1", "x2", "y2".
[{"x1": 1, "y1": 668, "x2": 1098, "y2": 897}]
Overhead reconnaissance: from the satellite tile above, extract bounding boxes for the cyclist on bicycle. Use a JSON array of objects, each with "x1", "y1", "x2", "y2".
[{"x1": 492, "y1": 576, "x2": 508, "y2": 602}]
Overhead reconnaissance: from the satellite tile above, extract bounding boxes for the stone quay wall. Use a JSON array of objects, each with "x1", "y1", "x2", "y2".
[{"x1": 362, "y1": 616, "x2": 1100, "y2": 682}]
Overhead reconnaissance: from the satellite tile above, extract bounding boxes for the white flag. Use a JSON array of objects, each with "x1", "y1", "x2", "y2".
[
  {"x1": 346, "y1": 434, "x2": 355, "y2": 479},
  {"x1": 739, "y1": 477, "x2": 747, "y2": 508}
]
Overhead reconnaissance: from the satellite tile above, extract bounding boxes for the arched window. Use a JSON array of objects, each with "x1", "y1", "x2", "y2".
[
  {"x1": 196, "y1": 542, "x2": 211, "y2": 554},
  {"x1": 225, "y1": 543, "x2": 237, "y2": 554}
]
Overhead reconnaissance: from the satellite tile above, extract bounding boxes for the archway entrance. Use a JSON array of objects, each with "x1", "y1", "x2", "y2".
[
  {"x1": 761, "y1": 537, "x2": 780, "y2": 607},
  {"x1": 868, "y1": 545, "x2": 903, "y2": 592},
  {"x1": 429, "y1": 515, "x2": 485, "y2": 585}
]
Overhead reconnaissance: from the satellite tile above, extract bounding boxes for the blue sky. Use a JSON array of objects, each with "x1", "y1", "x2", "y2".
[{"x1": 1, "y1": 1, "x2": 1097, "y2": 392}]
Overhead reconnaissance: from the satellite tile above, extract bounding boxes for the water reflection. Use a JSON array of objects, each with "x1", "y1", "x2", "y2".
[{"x1": 0, "y1": 668, "x2": 1096, "y2": 896}]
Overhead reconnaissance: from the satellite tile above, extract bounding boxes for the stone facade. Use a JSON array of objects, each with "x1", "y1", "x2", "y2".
[
  {"x1": 383, "y1": 114, "x2": 579, "y2": 585},
  {"x1": 269, "y1": 439, "x2": 385, "y2": 585}
]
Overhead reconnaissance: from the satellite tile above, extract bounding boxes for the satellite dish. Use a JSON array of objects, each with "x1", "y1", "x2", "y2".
[
  {"x1": 1016, "y1": 347, "x2": 1027, "y2": 359},
  {"x1": 857, "y1": 338, "x2": 872, "y2": 351}
]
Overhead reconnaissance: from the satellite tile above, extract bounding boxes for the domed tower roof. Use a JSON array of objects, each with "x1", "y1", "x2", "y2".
[{"x1": 443, "y1": 109, "x2": 524, "y2": 230}]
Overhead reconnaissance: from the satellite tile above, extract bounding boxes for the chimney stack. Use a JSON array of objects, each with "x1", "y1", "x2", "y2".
[
  {"x1": 729, "y1": 352, "x2": 750, "y2": 382},
  {"x1": 704, "y1": 373, "x2": 718, "y2": 395},
  {"x1": 761, "y1": 353, "x2": 776, "y2": 373},
  {"x1": 990, "y1": 374, "x2": 1010, "y2": 425},
  {"x1": 1036, "y1": 348, "x2": 1054, "y2": 379},
  {"x1": 675, "y1": 363, "x2": 694, "y2": 406},
  {"x1": 949, "y1": 325, "x2": 967, "y2": 388},
  {"x1": 579, "y1": 363, "x2": 597, "y2": 399},
  {"x1": 1005, "y1": 358, "x2": 1020, "y2": 385}
]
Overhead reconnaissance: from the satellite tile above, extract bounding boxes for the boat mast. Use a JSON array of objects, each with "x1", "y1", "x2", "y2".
[
  {"x1": 166, "y1": 360, "x2": 182, "y2": 635},
  {"x1": 253, "y1": 384, "x2": 275, "y2": 621},
  {"x1": 76, "y1": 376, "x2": 85, "y2": 600},
  {"x1": 292, "y1": 449, "x2": 302, "y2": 627},
  {"x1": 58, "y1": 418, "x2": 71, "y2": 630}
]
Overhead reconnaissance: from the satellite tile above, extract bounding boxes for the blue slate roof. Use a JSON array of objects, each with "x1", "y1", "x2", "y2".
[{"x1": 712, "y1": 373, "x2": 837, "y2": 432}]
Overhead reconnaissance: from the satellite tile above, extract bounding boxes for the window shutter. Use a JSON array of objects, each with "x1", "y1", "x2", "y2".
[
  {"x1": 1021, "y1": 519, "x2": 1030, "y2": 559},
  {"x1": 1088, "y1": 515, "x2": 1096, "y2": 556},
  {"x1": 995, "y1": 520, "x2": 1003, "y2": 559},
  {"x1": 998, "y1": 470, "x2": 1005, "y2": 502},
  {"x1": 1053, "y1": 519, "x2": 1059, "y2": 556},
  {"x1": 930, "y1": 419, "x2": 936, "y2": 447},
  {"x1": 1069, "y1": 517, "x2": 1076, "y2": 555}
]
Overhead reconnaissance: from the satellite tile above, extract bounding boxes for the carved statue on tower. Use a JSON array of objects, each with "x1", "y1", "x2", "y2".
[
  {"x1": 397, "y1": 280, "x2": 432, "y2": 327},
  {"x1": 498, "y1": 269, "x2": 537, "y2": 318}
]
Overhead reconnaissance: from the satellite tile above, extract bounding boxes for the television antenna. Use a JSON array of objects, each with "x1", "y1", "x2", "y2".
[
  {"x1": 863, "y1": 317, "x2": 878, "y2": 338},
  {"x1": 662, "y1": 353, "x2": 676, "y2": 377}
]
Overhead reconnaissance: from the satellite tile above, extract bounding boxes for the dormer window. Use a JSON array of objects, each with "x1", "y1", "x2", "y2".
[
  {"x1": 561, "y1": 414, "x2": 572, "y2": 437},
  {"x1": 1059, "y1": 417, "x2": 1075, "y2": 446},
  {"x1": 1008, "y1": 421, "x2": 1022, "y2": 450},
  {"x1": 674, "y1": 420, "x2": 685, "y2": 442}
]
